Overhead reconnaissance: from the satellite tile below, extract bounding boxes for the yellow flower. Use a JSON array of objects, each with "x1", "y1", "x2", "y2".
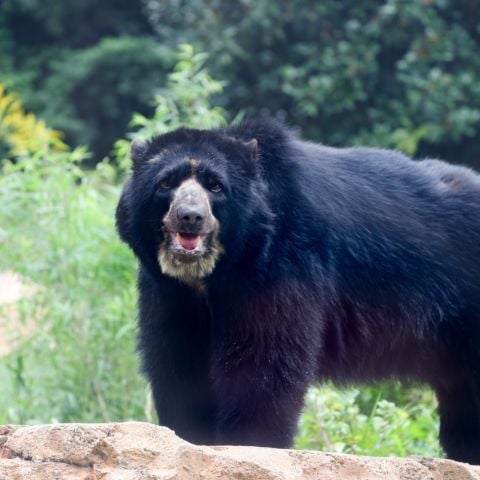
[{"x1": 0, "y1": 83, "x2": 67, "y2": 157}]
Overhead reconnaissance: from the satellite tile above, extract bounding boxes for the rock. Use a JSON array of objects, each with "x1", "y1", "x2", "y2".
[{"x1": 1, "y1": 422, "x2": 479, "y2": 479}]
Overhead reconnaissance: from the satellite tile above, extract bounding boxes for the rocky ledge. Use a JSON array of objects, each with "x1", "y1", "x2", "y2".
[{"x1": 1, "y1": 422, "x2": 479, "y2": 479}]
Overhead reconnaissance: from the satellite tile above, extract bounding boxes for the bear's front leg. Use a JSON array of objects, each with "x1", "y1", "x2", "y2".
[
  {"x1": 210, "y1": 337, "x2": 313, "y2": 448},
  {"x1": 138, "y1": 269, "x2": 216, "y2": 444}
]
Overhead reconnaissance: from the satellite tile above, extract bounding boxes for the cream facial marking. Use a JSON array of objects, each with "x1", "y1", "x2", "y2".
[
  {"x1": 175, "y1": 178, "x2": 210, "y2": 213},
  {"x1": 147, "y1": 149, "x2": 170, "y2": 164},
  {"x1": 188, "y1": 157, "x2": 201, "y2": 175},
  {"x1": 158, "y1": 177, "x2": 223, "y2": 284}
]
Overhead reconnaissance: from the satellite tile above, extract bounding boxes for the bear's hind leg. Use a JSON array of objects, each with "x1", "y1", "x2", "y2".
[{"x1": 436, "y1": 380, "x2": 480, "y2": 464}]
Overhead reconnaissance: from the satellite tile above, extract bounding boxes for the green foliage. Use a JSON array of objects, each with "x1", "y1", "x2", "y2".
[
  {"x1": 130, "y1": 44, "x2": 226, "y2": 136},
  {"x1": 113, "y1": 44, "x2": 227, "y2": 172},
  {"x1": 34, "y1": 36, "x2": 174, "y2": 160},
  {"x1": 0, "y1": 147, "x2": 146, "y2": 423},
  {"x1": 145, "y1": 0, "x2": 480, "y2": 166},
  {"x1": 1, "y1": 0, "x2": 169, "y2": 159},
  {"x1": 0, "y1": 83, "x2": 67, "y2": 158},
  {"x1": 0, "y1": 47, "x2": 225, "y2": 425},
  {"x1": 2, "y1": 0, "x2": 152, "y2": 48},
  {"x1": 296, "y1": 385, "x2": 440, "y2": 457},
  {"x1": 0, "y1": 3, "x2": 163, "y2": 161},
  {"x1": 3, "y1": 0, "x2": 480, "y2": 164}
]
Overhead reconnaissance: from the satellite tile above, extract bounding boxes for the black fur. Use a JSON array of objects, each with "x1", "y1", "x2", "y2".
[{"x1": 116, "y1": 119, "x2": 480, "y2": 463}]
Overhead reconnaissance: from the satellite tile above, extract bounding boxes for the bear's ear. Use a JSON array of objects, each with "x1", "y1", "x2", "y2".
[
  {"x1": 244, "y1": 139, "x2": 259, "y2": 162},
  {"x1": 131, "y1": 139, "x2": 149, "y2": 168},
  {"x1": 240, "y1": 139, "x2": 259, "y2": 175}
]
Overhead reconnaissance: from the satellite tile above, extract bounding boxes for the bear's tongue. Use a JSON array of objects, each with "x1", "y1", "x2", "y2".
[{"x1": 177, "y1": 233, "x2": 200, "y2": 251}]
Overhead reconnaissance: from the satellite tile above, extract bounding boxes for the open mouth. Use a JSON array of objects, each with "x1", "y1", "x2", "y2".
[
  {"x1": 176, "y1": 232, "x2": 202, "y2": 251},
  {"x1": 159, "y1": 224, "x2": 223, "y2": 280},
  {"x1": 170, "y1": 232, "x2": 205, "y2": 257}
]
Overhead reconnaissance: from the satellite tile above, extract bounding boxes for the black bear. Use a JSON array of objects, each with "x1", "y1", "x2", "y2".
[{"x1": 116, "y1": 119, "x2": 480, "y2": 463}]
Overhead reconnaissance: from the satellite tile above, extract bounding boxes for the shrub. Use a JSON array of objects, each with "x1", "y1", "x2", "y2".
[
  {"x1": 296, "y1": 385, "x2": 440, "y2": 457},
  {"x1": 40, "y1": 36, "x2": 174, "y2": 160},
  {"x1": 0, "y1": 146, "x2": 145, "y2": 423},
  {"x1": 0, "y1": 45, "x2": 225, "y2": 424},
  {"x1": 113, "y1": 44, "x2": 227, "y2": 172},
  {"x1": 0, "y1": 83, "x2": 66, "y2": 158}
]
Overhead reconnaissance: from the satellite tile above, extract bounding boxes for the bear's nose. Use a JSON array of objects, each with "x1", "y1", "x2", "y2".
[{"x1": 176, "y1": 204, "x2": 206, "y2": 226}]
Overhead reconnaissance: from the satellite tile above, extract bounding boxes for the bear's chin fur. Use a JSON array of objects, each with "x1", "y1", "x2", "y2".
[{"x1": 158, "y1": 232, "x2": 223, "y2": 285}]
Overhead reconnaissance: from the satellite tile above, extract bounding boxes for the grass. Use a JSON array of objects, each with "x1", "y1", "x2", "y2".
[{"x1": 0, "y1": 150, "x2": 146, "y2": 424}]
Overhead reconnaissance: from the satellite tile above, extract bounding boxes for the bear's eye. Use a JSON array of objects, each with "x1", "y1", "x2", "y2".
[
  {"x1": 209, "y1": 182, "x2": 223, "y2": 193},
  {"x1": 159, "y1": 178, "x2": 171, "y2": 190}
]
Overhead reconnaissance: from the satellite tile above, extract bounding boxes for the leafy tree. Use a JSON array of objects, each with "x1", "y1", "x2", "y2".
[
  {"x1": 0, "y1": 1, "x2": 172, "y2": 159},
  {"x1": 2, "y1": 0, "x2": 480, "y2": 164},
  {"x1": 39, "y1": 37, "x2": 174, "y2": 160},
  {"x1": 2, "y1": 0, "x2": 152, "y2": 48},
  {"x1": 144, "y1": 0, "x2": 480, "y2": 166},
  {"x1": 114, "y1": 44, "x2": 227, "y2": 172}
]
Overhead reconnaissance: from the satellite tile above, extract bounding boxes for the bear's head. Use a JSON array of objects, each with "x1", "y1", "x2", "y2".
[{"x1": 116, "y1": 128, "x2": 274, "y2": 285}]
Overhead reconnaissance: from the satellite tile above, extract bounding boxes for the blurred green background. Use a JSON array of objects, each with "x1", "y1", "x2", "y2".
[{"x1": 2, "y1": 0, "x2": 479, "y2": 457}]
